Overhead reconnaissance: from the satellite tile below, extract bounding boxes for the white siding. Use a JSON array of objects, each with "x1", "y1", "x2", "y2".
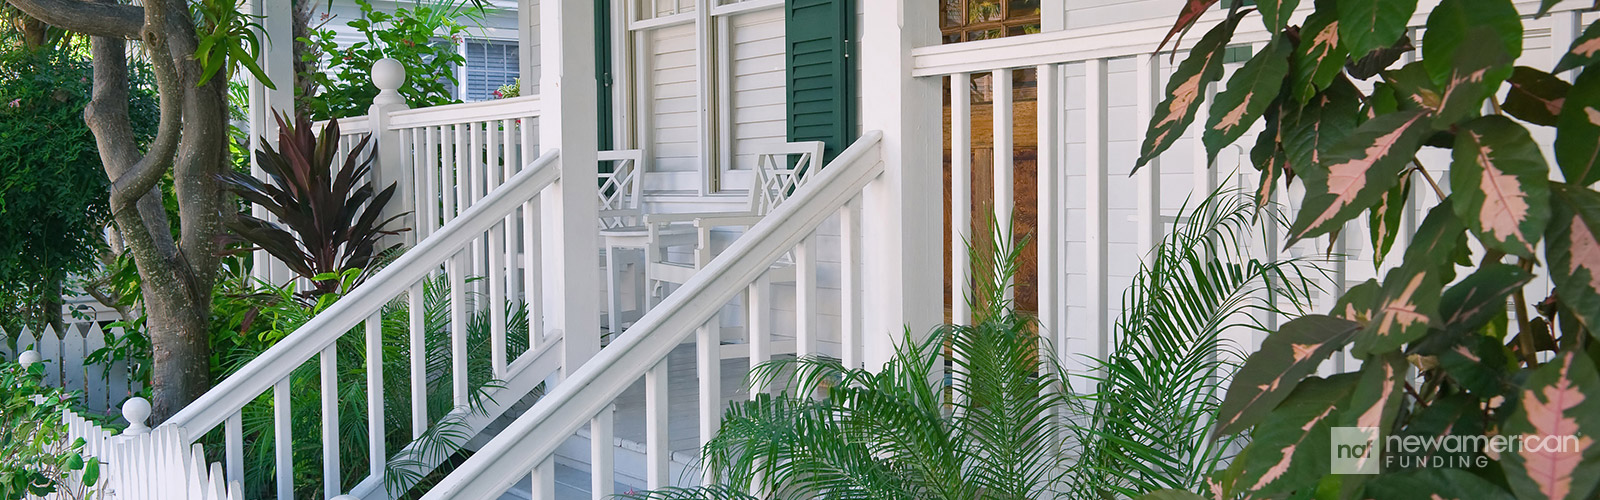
[
  {"x1": 726, "y1": 9, "x2": 789, "y2": 174},
  {"x1": 646, "y1": 23, "x2": 702, "y2": 173}
]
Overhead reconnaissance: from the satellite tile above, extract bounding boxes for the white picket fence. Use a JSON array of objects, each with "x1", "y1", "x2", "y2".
[
  {"x1": 17, "y1": 353, "x2": 241, "y2": 500},
  {"x1": 2, "y1": 322, "x2": 145, "y2": 414}
]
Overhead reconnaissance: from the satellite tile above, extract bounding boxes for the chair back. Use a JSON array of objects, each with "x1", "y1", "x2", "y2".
[
  {"x1": 747, "y1": 141, "x2": 826, "y2": 216},
  {"x1": 598, "y1": 149, "x2": 646, "y2": 229}
]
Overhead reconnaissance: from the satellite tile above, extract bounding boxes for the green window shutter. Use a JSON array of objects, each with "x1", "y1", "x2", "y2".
[
  {"x1": 786, "y1": 0, "x2": 856, "y2": 164},
  {"x1": 595, "y1": 0, "x2": 615, "y2": 153}
]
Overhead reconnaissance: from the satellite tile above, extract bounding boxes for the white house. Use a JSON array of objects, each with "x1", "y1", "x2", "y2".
[{"x1": 29, "y1": 1, "x2": 1598, "y2": 499}]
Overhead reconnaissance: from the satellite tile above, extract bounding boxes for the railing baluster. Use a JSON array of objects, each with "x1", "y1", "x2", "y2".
[
  {"x1": 1084, "y1": 58, "x2": 1110, "y2": 379},
  {"x1": 450, "y1": 250, "x2": 470, "y2": 407},
  {"x1": 320, "y1": 344, "x2": 340, "y2": 498},
  {"x1": 225, "y1": 411, "x2": 243, "y2": 486},
  {"x1": 410, "y1": 127, "x2": 426, "y2": 239},
  {"x1": 456, "y1": 124, "x2": 471, "y2": 216},
  {"x1": 366, "y1": 312, "x2": 386, "y2": 478},
  {"x1": 274, "y1": 379, "x2": 293, "y2": 500},
  {"x1": 491, "y1": 217, "x2": 509, "y2": 378},
  {"x1": 993, "y1": 69, "x2": 1015, "y2": 300},
  {"x1": 521, "y1": 117, "x2": 544, "y2": 348},
  {"x1": 590, "y1": 406, "x2": 616, "y2": 499},
  {"x1": 645, "y1": 360, "x2": 669, "y2": 489},
  {"x1": 1036, "y1": 62, "x2": 1061, "y2": 438},
  {"x1": 795, "y1": 236, "x2": 818, "y2": 360},
  {"x1": 472, "y1": 122, "x2": 489, "y2": 294},
  {"x1": 839, "y1": 197, "x2": 862, "y2": 371},
  {"x1": 748, "y1": 275, "x2": 771, "y2": 396},
  {"x1": 696, "y1": 318, "x2": 721, "y2": 484},
  {"x1": 441, "y1": 125, "x2": 457, "y2": 227},
  {"x1": 499, "y1": 118, "x2": 520, "y2": 308},
  {"x1": 950, "y1": 73, "x2": 973, "y2": 328},
  {"x1": 531, "y1": 457, "x2": 556, "y2": 500},
  {"x1": 425, "y1": 126, "x2": 441, "y2": 236},
  {"x1": 410, "y1": 280, "x2": 429, "y2": 438}
]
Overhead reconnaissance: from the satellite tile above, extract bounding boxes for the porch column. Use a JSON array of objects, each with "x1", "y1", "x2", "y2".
[
  {"x1": 859, "y1": 0, "x2": 942, "y2": 370},
  {"x1": 247, "y1": 0, "x2": 296, "y2": 284},
  {"x1": 540, "y1": 0, "x2": 601, "y2": 375}
]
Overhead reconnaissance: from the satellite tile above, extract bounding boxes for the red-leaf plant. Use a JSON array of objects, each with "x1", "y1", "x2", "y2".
[{"x1": 220, "y1": 114, "x2": 408, "y2": 297}]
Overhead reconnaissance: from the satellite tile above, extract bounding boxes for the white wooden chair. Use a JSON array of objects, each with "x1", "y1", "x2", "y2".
[
  {"x1": 597, "y1": 150, "x2": 697, "y2": 333},
  {"x1": 641, "y1": 141, "x2": 826, "y2": 340}
]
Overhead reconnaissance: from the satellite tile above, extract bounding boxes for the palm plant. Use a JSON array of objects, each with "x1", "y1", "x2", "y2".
[
  {"x1": 1060, "y1": 187, "x2": 1320, "y2": 497},
  {"x1": 218, "y1": 113, "x2": 407, "y2": 296},
  {"x1": 624, "y1": 188, "x2": 1318, "y2": 499},
  {"x1": 624, "y1": 220, "x2": 1068, "y2": 500}
]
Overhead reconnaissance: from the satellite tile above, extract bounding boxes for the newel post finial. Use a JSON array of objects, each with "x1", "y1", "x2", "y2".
[
  {"x1": 17, "y1": 350, "x2": 39, "y2": 368},
  {"x1": 122, "y1": 397, "x2": 151, "y2": 435},
  {"x1": 372, "y1": 58, "x2": 407, "y2": 106}
]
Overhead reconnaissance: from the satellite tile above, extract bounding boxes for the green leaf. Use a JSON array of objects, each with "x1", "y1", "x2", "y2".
[
  {"x1": 1283, "y1": 75, "x2": 1361, "y2": 176},
  {"x1": 1215, "y1": 315, "x2": 1362, "y2": 436},
  {"x1": 1546, "y1": 183, "x2": 1600, "y2": 334},
  {"x1": 1504, "y1": 66, "x2": 1572, "y2": 127},
  {"x1": 1332, "y1": 279, "x2": 1380, "y2": 324},
  {"x1": 1401, "y1": 199, "x2": 1470, "y2": 284},
  {"x1": 1337, "y1": 0, "x2": 1419, "y2": 62},
  {"x1": 1348, "y1": 35, "x2": 1415, "y2": 81},
  {"x1": 1433, "y1": 27, "x2": 1515, "y2": 126},
  {"x1": 1351, "y1": 264, "x2": 1441, "y2": 358},
  {"x1": 1382, "y1": 62, "x2": 1442, "y2": 114},
  {"x1": 1365, "y1": 468, "x2": 1513, "y2": 500},
  {"x1": 1422, "y1": 0, "x2": 1522, "y2": 87},
  {"x1": 1450, "y1": 116, "x2": 1552, "y2": 257},
  {"x1": 1205, "y1": 37, "x2": 1292, "y2": 163},
  {"x1": 1338, "y1": 352, "x2": 1407, "y2": 445},
  {"x1": 1228, "y1": 374, "x2": 1358, "y2": 497},
  {"x1": 1554, "y1": 66, "x2": 1600, "y2": 185},
  {"x1": 1288, "y1": 109, "x2": 1432, "y2": 243},
  {"x1": 1258, "y1": 0, "x2": 1301, "y2": 33},
  {"x1": 1368, "y1": 172, "x2": 1410, "y2": 269},
  {"x1": 1251, "y1": 99, "x2": 1291, "y2": 210},
  {"x1": 82, "y1": 458, "x2": 99, "y2": 486},
  {"x1": 1538, "y1": 0, "x2": 1568, "y2": 18},
  {"x1": 1437, "y1": 332, "x2": 1512, "y2": 394},
  {"x1": 1501, "y1": 349, "x2": 1600, "y2": 500},
  {"x1": 1556, "y1": 20, "x2": 1600, "y2": 73},
  {"x1": 1136, "y1": 9, "x2": 1249, "y2": 171},
  {"x1": 1440, "y1": 262, "x2": 1533, "y2": 335},
  {"x1": 1291, "y1": 8, "x2": 1349, "y2": 102}
]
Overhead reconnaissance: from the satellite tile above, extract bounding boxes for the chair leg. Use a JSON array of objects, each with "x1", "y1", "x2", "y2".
[{"x1": 606, "y1": 246, "x2": 622, "y2": 336}]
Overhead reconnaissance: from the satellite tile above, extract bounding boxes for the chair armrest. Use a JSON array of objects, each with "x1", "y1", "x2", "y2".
[
  {"x1": 644, "y1": 211, "x2": 755, "y2": 225},
  {"x1": 692, "y1": 215, "x2": 764, "y2": 229}
]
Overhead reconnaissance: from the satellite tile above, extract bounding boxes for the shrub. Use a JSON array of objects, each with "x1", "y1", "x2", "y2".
[
  {"x1": 299, "y1": 0, "x2": 479, "y2": 120},
  {"x1": 0, "y1": 361, "x2": 98, "y2": 500}
]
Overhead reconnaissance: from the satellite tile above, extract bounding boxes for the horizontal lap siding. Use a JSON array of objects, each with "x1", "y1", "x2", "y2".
[
  {"x1": 729, "y1": 9, "x2": 789, "y2": 174},
  {"x1": 649, "y1": 24, "x2": 701, "y2": 173}
]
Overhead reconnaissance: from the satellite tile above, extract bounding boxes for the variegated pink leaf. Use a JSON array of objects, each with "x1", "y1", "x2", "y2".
[
  {"x1": 1228, "y1": 374, "x2": 1357, "y2": 497},
  {"x1": 1546, "y1": 184, "x2": 1600, "y2": 334},
  {"x1": 1156, "y1": 0, "x2": 1222, "y2": 54},
  {"x1": 1368, "y1": 172, "x2": 1411, "y2": 269},
  {"x1": 1450, "y1": 116, "x2": 1551, "y2": 257},
  {"x1": 1288, "y1": 110, "x2": 1432, "y2": 244},
  {"x1": 1502, "y1": 350, "x2": 1600, "y2": 500},
  {"x1": 1204, "y1": 37, "x2": 1292, "y2": 163},
  {"x1": 1216, "y1": 315, "x2": 1361, "y2": 436},
  {"x1": 1555, "y1": 19, "x2": 1600, "y2": 73},
  {"x1": 1555, "y1": 64, "x2": 1600, "y2": 185},
  {"x1": 1136, "y1": 9, "x2": 1248, "y2": 172},
  {"x1": 1337, "y1": 353, "x2": 1408, "y2": 473},
  {"x1": 1504, "y1": 66, "x2": 1572, "y2": 127},
  {"x1": 1351, "y1": 266, "x2": 1441, "y2": 357}
]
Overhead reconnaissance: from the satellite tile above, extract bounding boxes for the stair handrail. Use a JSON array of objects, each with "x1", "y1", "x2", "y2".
[
  {"x1": 164, "y1": 150, "x2": 563, "y2": 436},
  {"x1": 420, "y1": 131, "x2": 885, "y2": 500}
]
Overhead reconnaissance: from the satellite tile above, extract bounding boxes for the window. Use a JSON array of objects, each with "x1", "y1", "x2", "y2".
[
  {"x1": 939, "y1": 0, "x2": 1042, "y2": 44},
  {"x1": 463, "y1": 38, "x2": 519, "y2": 101}
]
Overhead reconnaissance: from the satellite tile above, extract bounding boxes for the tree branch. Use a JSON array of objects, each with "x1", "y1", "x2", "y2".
[
  {"x1": 3, "y1": 0, "x2": 142, "y2": 39},
  {"x1": 108, "y1": 16, "x2": 182, "y2": 208}
]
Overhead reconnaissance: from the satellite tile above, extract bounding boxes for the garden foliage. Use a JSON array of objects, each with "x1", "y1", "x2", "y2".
[{"x1": 1139, "y1": 0, "x2": 1600, "y2": 498}]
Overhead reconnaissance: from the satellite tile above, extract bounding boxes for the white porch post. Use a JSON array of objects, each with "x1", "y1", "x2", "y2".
[
  {"x1": 859, "y1": 0, "x2": 942, "y2": 370},
  {"x1": 367, "y1": 60, "x2": 414, "y2": 246},
  {"x1": 247, "y1": 0, "x2": 296, "y2": 284},
  {"x1": 541, "y1": 0, "x2": 601, "y2": 375}
]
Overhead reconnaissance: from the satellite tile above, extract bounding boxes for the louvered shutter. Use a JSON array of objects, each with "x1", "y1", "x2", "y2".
[{"x1": 786, "y1": 0, "x2": 856, "y2": 164}]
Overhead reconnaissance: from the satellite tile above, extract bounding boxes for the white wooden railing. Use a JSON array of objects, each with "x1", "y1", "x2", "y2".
[
  {"x1": 417, "y1": 131, "x2": 883, "y2": 499},
  {"x1": 92, "y1": 150, "x2": 565, "y2": 500},
  {"x1": 913, "y1": 0, "x2": 1586, "y2": 381}
]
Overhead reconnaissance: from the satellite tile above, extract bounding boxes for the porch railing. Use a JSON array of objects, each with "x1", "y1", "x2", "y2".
[{"x1": 417, "y1": 131, "x2": 884, "y2": 499}]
